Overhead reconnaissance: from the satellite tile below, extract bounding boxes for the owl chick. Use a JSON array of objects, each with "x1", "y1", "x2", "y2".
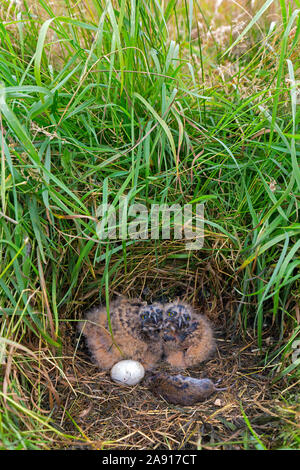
[
  {"x1": 136, "y1": 302, "x2": 164, "y2": 367},
  {"x1": 139, "y1": 302, "x2": 164, "y2": 335},
  {"x1": 77, "y1": 297, "x2": 164, "y2": 371},
  {"x1": 162, "y1": 301, "x2": 215, "y2": 369}
]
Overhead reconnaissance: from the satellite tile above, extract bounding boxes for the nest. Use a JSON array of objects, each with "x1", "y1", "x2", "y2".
[
  {"x1": 48, "y1": 322, "x2": 295, "y2": 450},
  {"x1": 44, "y1": 261, "x2": 298, "y2": 449}
]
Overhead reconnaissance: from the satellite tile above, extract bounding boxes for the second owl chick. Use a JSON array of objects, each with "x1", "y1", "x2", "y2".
[{"x1": 162, "y1": 301, "x2": 215, "y2": 369}]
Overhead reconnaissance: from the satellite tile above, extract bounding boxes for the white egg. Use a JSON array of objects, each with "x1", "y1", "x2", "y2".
[{"x1": 110, "y1": 360, "x2": 145, "y2": 386}]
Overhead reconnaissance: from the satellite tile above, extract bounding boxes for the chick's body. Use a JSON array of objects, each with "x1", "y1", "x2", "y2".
[
  {"x1": 162, "y1": 301, "x2": 215, "y2": 369},
  {"x1": 78, "y1": 298, "x2": 164, "y2": 371}
]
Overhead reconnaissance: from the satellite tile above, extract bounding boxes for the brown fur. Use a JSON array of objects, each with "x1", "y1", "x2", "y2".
[
  {"x1": 147, "y1": 373, "x2": 216, "y2": 405},
  {"x1": 162, "y1": 301, "x2": 215, "y2": 369}
]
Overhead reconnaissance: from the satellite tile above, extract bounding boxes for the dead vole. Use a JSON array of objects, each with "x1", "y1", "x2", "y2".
[{"x1": 147, "y1": 373, "x2": 225, "y2": 406}]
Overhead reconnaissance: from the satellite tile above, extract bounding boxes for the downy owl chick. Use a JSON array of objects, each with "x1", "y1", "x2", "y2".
[
  {"x1": 78, "y1": 297, "x2": 164, "y2": 371},
  {"x1": 162, "y1": 301, "x2": 215, "y2": 369}
]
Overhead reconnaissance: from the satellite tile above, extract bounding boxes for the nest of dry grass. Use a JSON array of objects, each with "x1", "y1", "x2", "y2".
[
  {"x1": 48, "y1": 296, "x2": 297, "y2": 450},
  {"x1": 39, "y1": 257, "x2": 298, "y2": 450}
]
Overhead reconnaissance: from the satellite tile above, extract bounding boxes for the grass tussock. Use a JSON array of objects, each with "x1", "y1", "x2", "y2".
[{"x1": 0, "y1": 0, "x2": 299, "y2": 449}]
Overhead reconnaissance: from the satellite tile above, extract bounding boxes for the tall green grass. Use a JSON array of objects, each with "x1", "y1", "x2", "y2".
[{"x1": 0, "y1": 0, "x2": 299, "y2": 449}]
